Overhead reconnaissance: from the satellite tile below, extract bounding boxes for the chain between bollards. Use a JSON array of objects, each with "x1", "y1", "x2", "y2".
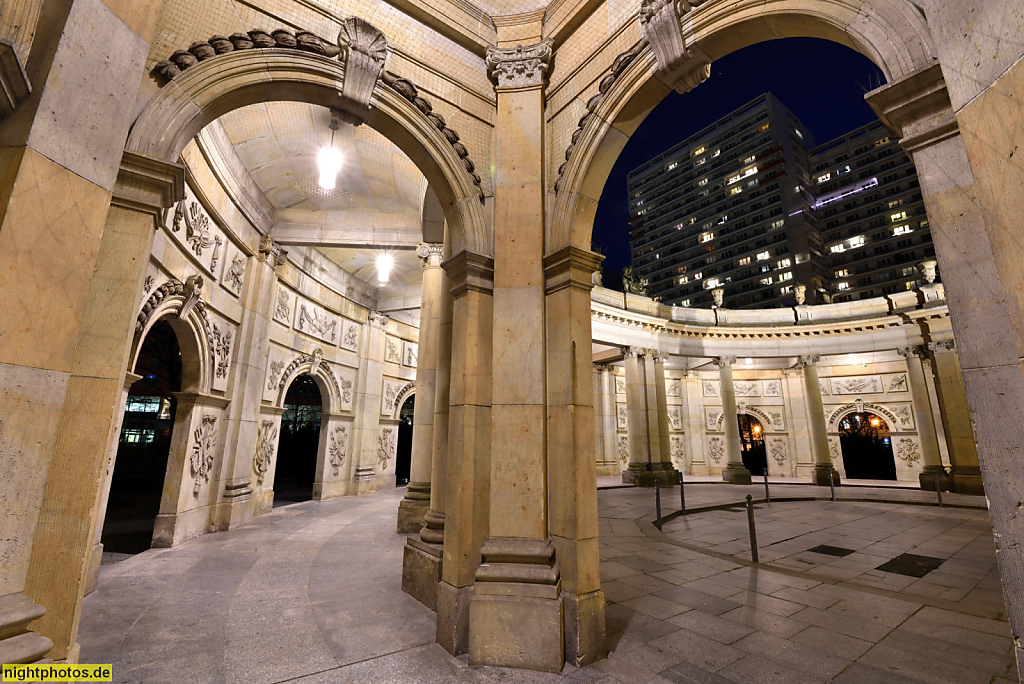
[
  {"x1": 654, "y1": 477, "x2": 663, "y2": 530},
  {"x1": 745, "y1": 494, "x2": 758, "y2": 563},
  {"x1": 934, "y1": 470, "x2": 944, "y2": 508},
  {"x1": 679, "y1": 470, "x2": 686, "y2": 515},
  {"x1": 828, "y1": 467, "x2": 836, "y2": 502}
]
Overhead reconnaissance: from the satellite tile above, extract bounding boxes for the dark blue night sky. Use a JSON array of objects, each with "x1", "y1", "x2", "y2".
[{"x1": 591, "y1": 37, "x2": 887, "y2": 291}]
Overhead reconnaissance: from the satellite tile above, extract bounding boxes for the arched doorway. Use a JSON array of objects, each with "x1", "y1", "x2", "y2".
[
  {"x1": 395, "y1": 395, "x2": 415, "y2": 486},
  {"x1": 839, "y1": 412, "x2": 896, "y2": 480},
  {"x1": 102, "y1": 320, "x2": 181, "y2": 554},
  {"x1": 738, "y1": 415, "x2": 767, "y2": 476},
  {"x1": 274, "y1": 374, "x2": 323, "y2": 505}
]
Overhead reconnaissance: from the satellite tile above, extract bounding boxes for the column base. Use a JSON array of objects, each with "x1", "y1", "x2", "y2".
[
  {"x1": 436, "y1": 581, "x2": 472, "y2": 656},
  {"x1": 563, "y1": 589, "x2": 607, "y2": 668},
  {"x1": 153, "y1": 506, "x2": 210, "y2": 548},
  {"x1": 622, "y1": 462, "x2": 677, "y2": 487},
  {"x1": 950, "y1": 466, "x2": 985, "y2": 496},
  {"x1": 403, "y1": 538, "x2": 442, "y2": 610},
  {"x1": 722, "y1": 462, "x2": 752, "y2": 485},
  {"x1": 469, "y1": 538, "x2": 564, "y2": 673},
  {"x1": 0, "y1": 593, "x2": 53, "y2": 664},
  {"x1": 595, "y1": 462, "x2": 620, "y2": 477},
  {"x1": 813, "y1": 464, "x2": 841, "y2": 487},
  {"x1": 919, "y1": 466, "x2": 952, "y2": 492},
  {"x1": 84, "y1": 543, "x2": 103, "y2": 596},
  {"x1": 396, "y1": 482, "x2": 431, "y2": 533}
]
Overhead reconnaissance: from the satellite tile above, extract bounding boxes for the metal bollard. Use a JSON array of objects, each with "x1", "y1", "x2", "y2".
[
  {"x1": 828, "y1": 467, "x2": 836, "y2": 502},
  {"x1": 763, "y1": 464, "x2": 771, "y2": 503},
  {"x1": 679, "y1": 470, "x2": 686, "y2": 515},
  {"x1": 934, "y1": 471, "x2": 944, "y2": 508},
  {"x1": 745, "y1": 494, "x2": 759, "y2": 563},
  {"x1": 654, "y1": 477, "x2": 663, "y2": 530}
]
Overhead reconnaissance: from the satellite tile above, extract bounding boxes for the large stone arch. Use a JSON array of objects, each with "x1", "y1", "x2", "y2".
[
  {"x1": 274, "y1": 348, "x2": 344, "y2": 415},
  {"x1": 827, "y1": 402, "x2": 902, "y2": 433},
  {"x1": 549, "y1": 0, "x2": 939, "y2": 254},
  {"x1": 127, "y1": 47, "x2": 489, "y2": 256}
]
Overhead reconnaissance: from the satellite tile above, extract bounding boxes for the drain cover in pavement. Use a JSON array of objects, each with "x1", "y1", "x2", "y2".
[
  {"x1": 808, "y1": 545, "x2": 856, "y2": 557},
  {"x1": 876, "y1": 553, "x2": 944, "y2": 577}
]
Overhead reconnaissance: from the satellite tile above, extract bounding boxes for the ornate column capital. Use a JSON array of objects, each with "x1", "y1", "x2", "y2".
[
  {"x1": 798, "y1": 354, "x2": 820, "y2": 367},
  {"x1": 594, "y1": 363, "x2": 615, "y2": 375},
  {"x1": 259, "y1": 234, "x2": 288, "y2": 265},
  {"x1": 927, "y1": 340, "x2": 956, "y2": 355},
  {"x1": 368, "y1": 310, "x2": 390, "y2": 329},
  {"x1": 897, "y1": 345, "x2": 923, "y2": 359},
  {"x1": 416, "y1": 242, "x2": 444, "y2": 268},
  {"x1": 650, "y1": 350, "x2": 671, "y2": 363},
  {"x1": 623, "y1": 346, "x2": 646, "y2": 360},
  {"x1": 713, "y1": 356, "x2": 736, "y2": 368},
  {"x1": 486, "y1": 39, "x2": 553, "y2": 89}
]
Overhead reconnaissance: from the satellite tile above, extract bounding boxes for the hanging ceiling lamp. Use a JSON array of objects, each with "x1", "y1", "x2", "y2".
[
  {"x1": 376, "y1": 252, "x2": 394, "y2": 285},
  {"x1": 318, "y1": 113, "x2": 343, "y2": 190}
]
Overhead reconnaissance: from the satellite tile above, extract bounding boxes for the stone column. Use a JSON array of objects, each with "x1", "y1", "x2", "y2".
[
  {"x1": 622, "y1": 346, "x2": 653, "y2": 484},
  {"x1": 716, "y1": 357, "x2": 751, "y2": 484},
  {"x1": 595, "y1": 365, "x2": 619, "y2": 476},
  {"x1": 899, "y1": 346, "x2": 949, "y2": 490},
  {"x1": 402, "y1": 243, "x2": 452, "y2": 609},
  {"x1": 652, "y1": 352, "x2": 678, "y2": 483},
  {"x1": 436, "y1": 251, "x2": 493, "y2": 657},
  {"x1": 800, "y1": 355, "x2": 840, "y2": 486},
  {"x1": 927, "y1": 340, "x2": 983, "y2": 495},
  {"x1": 397, "y1": 243, "x2": 445, "y2": 532},
  {"x1": 469, "y1": 35, "x2": 564, "y2": 673},
  {"x1": 349, "y1": 311, "x2": 388, "y2": 495},
  {"x1": 212, "y1": 238, "x2": 283, "y2": 529}
]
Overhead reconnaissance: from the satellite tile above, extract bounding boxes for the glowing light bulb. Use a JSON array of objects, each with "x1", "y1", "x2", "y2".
[
  {"x1": 376, "y1": 253, "x2": 394, "y2": 284},
  {"x1": 318, "y1": 146, "x2": 343, "y2": 190}
]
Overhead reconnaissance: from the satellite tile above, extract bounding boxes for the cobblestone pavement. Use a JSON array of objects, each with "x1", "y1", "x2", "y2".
[{"x1": 79, "y1": 484, "x2": 1014, "y2": 683}]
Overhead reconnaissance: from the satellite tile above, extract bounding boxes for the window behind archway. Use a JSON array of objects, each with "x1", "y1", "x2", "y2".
[{"x1": 839, "y1": 412, "x2": 896, "y2": 480}]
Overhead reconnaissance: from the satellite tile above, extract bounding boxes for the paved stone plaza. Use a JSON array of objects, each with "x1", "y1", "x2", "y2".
[{"x1": 79, "y1": 485, "x2": 1014, "y2": 683}]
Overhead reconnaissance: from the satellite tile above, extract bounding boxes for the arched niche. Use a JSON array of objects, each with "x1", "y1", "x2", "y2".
[
  {"x1": 391, "y1": 382, "x2": 415, "y2": 420},
  {"x1": 274, "y1": 348, "x2": 344, "y2": 415},
  {"x1": 549, "y1": 0, "x2": 939, "y2": 254},
  {"x1": 827, "y1": 402, "x2": 903, "y2": 433},
  {"x1": 131, "y1": 277, "x2": 212, "y2": 395},
  {"x1": 126, "y1": 47, "x2": 488, "y2": 256}
]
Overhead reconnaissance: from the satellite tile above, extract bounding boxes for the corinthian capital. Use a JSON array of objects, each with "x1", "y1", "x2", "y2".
[
  {"x1": 623, "y1": 346, "x2": 646, "y2": 359},
  {"x1": 416, "y1": 242, "x2": 444, "y2": 268},
  {"x1": 486, "y1": 40, "x2": 553, "y2": 89},
  {"x1": 713, "y1": 356, "x2": 736, "y2": 368},
  {"x1": 799, "y1": 354, "x2": 820, "y2": 367}
]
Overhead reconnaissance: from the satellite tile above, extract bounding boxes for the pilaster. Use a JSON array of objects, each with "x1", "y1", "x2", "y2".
[
  {"x1": 716, "y1": 357, "x2": 751, "y2": 484},
  {"x1": 898, "y1": 346, "x2": 950, "y2": 490},
  {"x1": 799, "y1": 356, "x2": 840, "y2": 487}
]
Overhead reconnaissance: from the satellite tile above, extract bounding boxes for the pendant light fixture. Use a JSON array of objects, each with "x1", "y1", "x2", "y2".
[
  {"x1": 318, "y1": 113, "x2": 343, "y2": 190},
  {"x1": 376, "y1": 252, "x2": 394, "y2": 285}
]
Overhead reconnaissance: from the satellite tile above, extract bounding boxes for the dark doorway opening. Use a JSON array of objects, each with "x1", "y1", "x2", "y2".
[
  {"x1": 395, "y1": 395, "x2": 415, "y2": 486},
  {"x1": 102, "y1": 320, "x2": 182, "y2": 554},
  {"x1": 738, "y1": 414, "x2": 767, "y2": 476},
  {"x1": 274, "y1": 374, "x2": 322, "y2": 505},
  {"x1": 839, "y1": 412, "x2": 896, "y2": 480}
]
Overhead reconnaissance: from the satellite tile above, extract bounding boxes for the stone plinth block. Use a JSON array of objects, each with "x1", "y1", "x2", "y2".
[
  {"x1": 563, "y1": 589, "x2": 607, "y2": 667},
  {"x1": 622, "y1": 462, "x2": 677, "y2": 487},
  {"x1": 469, "y1": 589, "x2": 564, "y2": 673},
  {"x1": 436, "y1": 582, "x2": 472, "y2": 656},
  {"x1": 919, "y1": 466, "x2": 952, "y2": 492},
  {"x1": 722, "y1": 463, "x2": 753, "y2": 485},
  {"x1": 402, "y1": 538, "x2": 442, "y2": 611},
  {"x1": 813, "y1": 464, "x2": 841, "y2": 488},
  {"x1": 951, "y1": 466, "x2": 985, "y2": 496},
  {"x1": 396, "y1": 482, "x2": 431, "y2": 533}
]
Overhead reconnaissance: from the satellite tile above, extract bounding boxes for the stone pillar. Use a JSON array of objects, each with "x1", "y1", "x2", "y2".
[
  {"x1": 716, "y1": 357, "x2": 751, "y2": 484},
  {"x1": 595, "y1": 365, "x2": 619, "y2": 476},
  {"x1": 397, "y1": 243, "x2": 445, "y2": 532},
  {"x1": 350, "y1": 311, "x2": 388, "y2": 495},
  {"x1": 899, "y1": 346, "x2": 949, "y2": 490},
  {"x1": 403, "y1": 243, "x2": 452, "y2": 609},
  {"x1": 0, "y1": 0, "x2": 172, "y2": 662},
  {"x1": 213, "y1": 238, "x2": 283, "y2": 529},
  {"x1": 800, "y1": 355, "x2": 840, "y2": 486},
  {"x1": 468, "y1": 35, "x2": 563, "y2": 673},
  {"x1": 927, "y1": 340, "x2": 983, "y2": 495},
  {"x1": 681, "y1": 370, "x2": 705, "y2": 475},
  {"x1": 436, "y1": 251, "x2": 493, "y2": 657},
  {"x1": 622, "y1": 346, "x2": 653, "y2": 484},
  {"x1": 652, "y1": 352, "x2": 679, "y2": 483}
]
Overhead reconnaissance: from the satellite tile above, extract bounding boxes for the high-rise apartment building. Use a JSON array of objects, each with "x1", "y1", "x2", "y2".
[
  {"x1": 626, "y1": 93, "x2": 826, "y2": 309},
  {"x1": 810, "y1": 121, "x2": 933, "y2": 301}
]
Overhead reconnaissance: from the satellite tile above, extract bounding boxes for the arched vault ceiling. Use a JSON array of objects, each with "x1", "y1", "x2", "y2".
[{"x1": 217, "y1": 101, "x2": 424, "y2": 215}]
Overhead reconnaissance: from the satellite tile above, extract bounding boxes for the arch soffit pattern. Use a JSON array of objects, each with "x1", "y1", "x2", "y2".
[
  {"x1": 127, "y1": 49, "x2": 489, "y2": 256},
  {"x1": 550, "y1": 0, "x2": 938, "y2": 253},
  {"x1": 827, "y1": 402, "x2": 900, "y2": 432},
  {"x1": 131, "y1": 282, "x2": 213, "y2": 394},
  {"x1": 391, "y1": 383, "x2": 415, "y2": 420}
]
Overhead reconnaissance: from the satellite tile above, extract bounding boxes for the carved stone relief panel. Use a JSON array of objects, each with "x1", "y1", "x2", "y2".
[
  {"x1": 616, "y1": 404, "x2": 627, "y2": 429},
  {"x1": 761, "y1": 408, "x2": 786, "y2": 431},
  {"x1": 190, "y1": 414, "x2": 218, "y2": 496},
  {"x1": 332, "y1": 363, "x2": 356, "y2": 411},
  {"x1": 328, "y1": 424, "x2": 349, "y2": 476},
  {"x1": 384, "y1": 335, "x2": 402, "y2": 364},
  {"x1": 762, "y1": 380, "x2": 782, "y2": 397},
  {"x1": 615, "y1": 376, "x2": 626, "y2": 395},
  {"x1": 666, "y1": 379, "x2": 681, "y2": 398},
  {"x1": 295, "y1": 300, "x2": 339, "y2": 345},
  {"x1": 831, "y1": 375, "x2": 884, "y2": 395},
  {"x1": 274, "y1": 286, "x2": 293, "y2": 326},
  {"x1": 884, "y1": 403, "x2": 915, "y2": 430},
  {"x1": 829, "y1": 437, "x2": 841, "y2": 462},
  {"x1": 702, "y1": 380, "x2": 720, "y2": 398},
  {"x1": 707, "y1": 437, "x2": 724, "y2": 464},
  {"x1": 668, "y1": 406, "x2": 682, "y2": 431},
  {"x1": 223, "y1": 245, "x2": 246, "y2": 297},
  {"x1": 264, "y1": 346, "x2": 288, "y2": 402},
  {"x1": 767, "y1": 437, "x2": 788, "y2": 467},
  {"x1": 253, "y1": 420, "x2": 278, "y2": 486},
  {"x1": 207, "y1": 312, "x2": 234, "y2": 392},
  {"x1": 882, "y1": 373, "x2": 909, "y2": 392},
  {"x1": 734, "y1": 381, "x2": 761, "y2": 397},
  {"x1": 819, "y1": 379, "x2": 830, "y2": 396},
  {"x1": 340, "y1": 319, "x2": 360, "y2": 352},
  {"x1": 381, "y1": 378, "x2": 408, "y2": 415},
  {"x1": 894, "y1": 437, "x2": 922, "y2": 466},
  {"x1": 403, "y1": 341, "x2": 418, "y2": 368},
  {"x1": 705, "y1": 407, "x2": 724, "y2": 432},
  {"x1": 377, "y1": 426, "x2": 397, "y2": 472},
  {"x1": 165, "y1": 186, "x2": 226, "y2": 276},
  {"x1": 669, "y1": 435, "x2": 684, "y2": 468}
]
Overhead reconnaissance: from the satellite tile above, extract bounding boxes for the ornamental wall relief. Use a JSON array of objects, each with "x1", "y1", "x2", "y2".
[
  {"x1": 668, "y1": 406, "x2": 682, "y2": 431},
  {"x1": 666, "y1": 380, "x2": 681, "y2": 398},
  {"x1": 166, "y1": 189, "x2": 226, "y2": 276},
  {"x1": 670, "y1": 435, "x2": 684, "y2": 466},
  {"x1": 210, "y1": 322, "x2": 233, "y2": 389},
  {"x1": 708, "y1": 437, "x2": 724, "y2": 464},
  {"x1": 894, "y1": 437, "x2": 921, "y2": 466},
  {"x1": 617, "y1": 435, "x2": 629, "y2": 464},
  {"x1": 762, "y1": 380, "x2": 782, "y2": 397},
  {"x1": 377, "y1": 427, "x2": 396, "y2": 470},
  {"x1": 328, "y1": 425, "x2": 349, "y2": 475},
  {"x1": 831, "y1": 376, "x2": 884, "y2": 395},
  {"x1": 224, "y1": 250, "x2": 246, "y2": 296},
  {"x1": 340, "y1": 319, "x2": 360, "y2": 352},
  {"x1": 403, "y1": 341, "x2": 418, "y2": 368},
  {"x1": 296, "y1": 302, "x2": 339, "y2": 345},
  {"x1": 253, "y1": 420, "x2": 277, "y2": 485},
  {"x1": 702, "y1": 380, "x2": 720, "y2": 398},
  {"x1": 615, "y1": 376, "x2": 626, "y2": 395},
  {"x1": 381, "y1": 379, "x2": 412, "y2": 415},
  {"x1": 734, "y1": 381, "x2": 761, "y2": 397},
  {"x1": 705, "y1": 408, "x2": 724, "y2": 432},
  {"x1": 616, "y1": 404, "x2": 627, "y2": 430},
  {"x1": 274, "y1": 287, "x2": 292, "y2": 324},
  {"x1": 829, "y1": 438, "x2": 841, "y2": 461},
  {"x1": 385, "y1": 336, "x2": 402, "y2": 363},
  {"x1": 190, "y1": 414, "x2": 218, "y2": 496},
  {"x1": 883, "y1": 373, "x2": 909, "y2": 392},
  {"x1": 768, "y1": 438, "x2": 788, "y2": 466}
]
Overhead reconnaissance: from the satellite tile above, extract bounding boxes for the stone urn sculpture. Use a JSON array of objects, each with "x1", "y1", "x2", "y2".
[
  {"x1": 918, "y1": 259, "x2": 938, "y2": 284},
  {"x1": 793, "y1": 283, "x2": 806, "y2": 305},
  {"x1": 711, "y1": 287, "x2": 724, "y2": 308}
]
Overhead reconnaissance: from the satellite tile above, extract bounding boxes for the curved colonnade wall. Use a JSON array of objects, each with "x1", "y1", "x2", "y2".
[{"x1": 588, "y1": 285, "x2": 978, "y2": 491}]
